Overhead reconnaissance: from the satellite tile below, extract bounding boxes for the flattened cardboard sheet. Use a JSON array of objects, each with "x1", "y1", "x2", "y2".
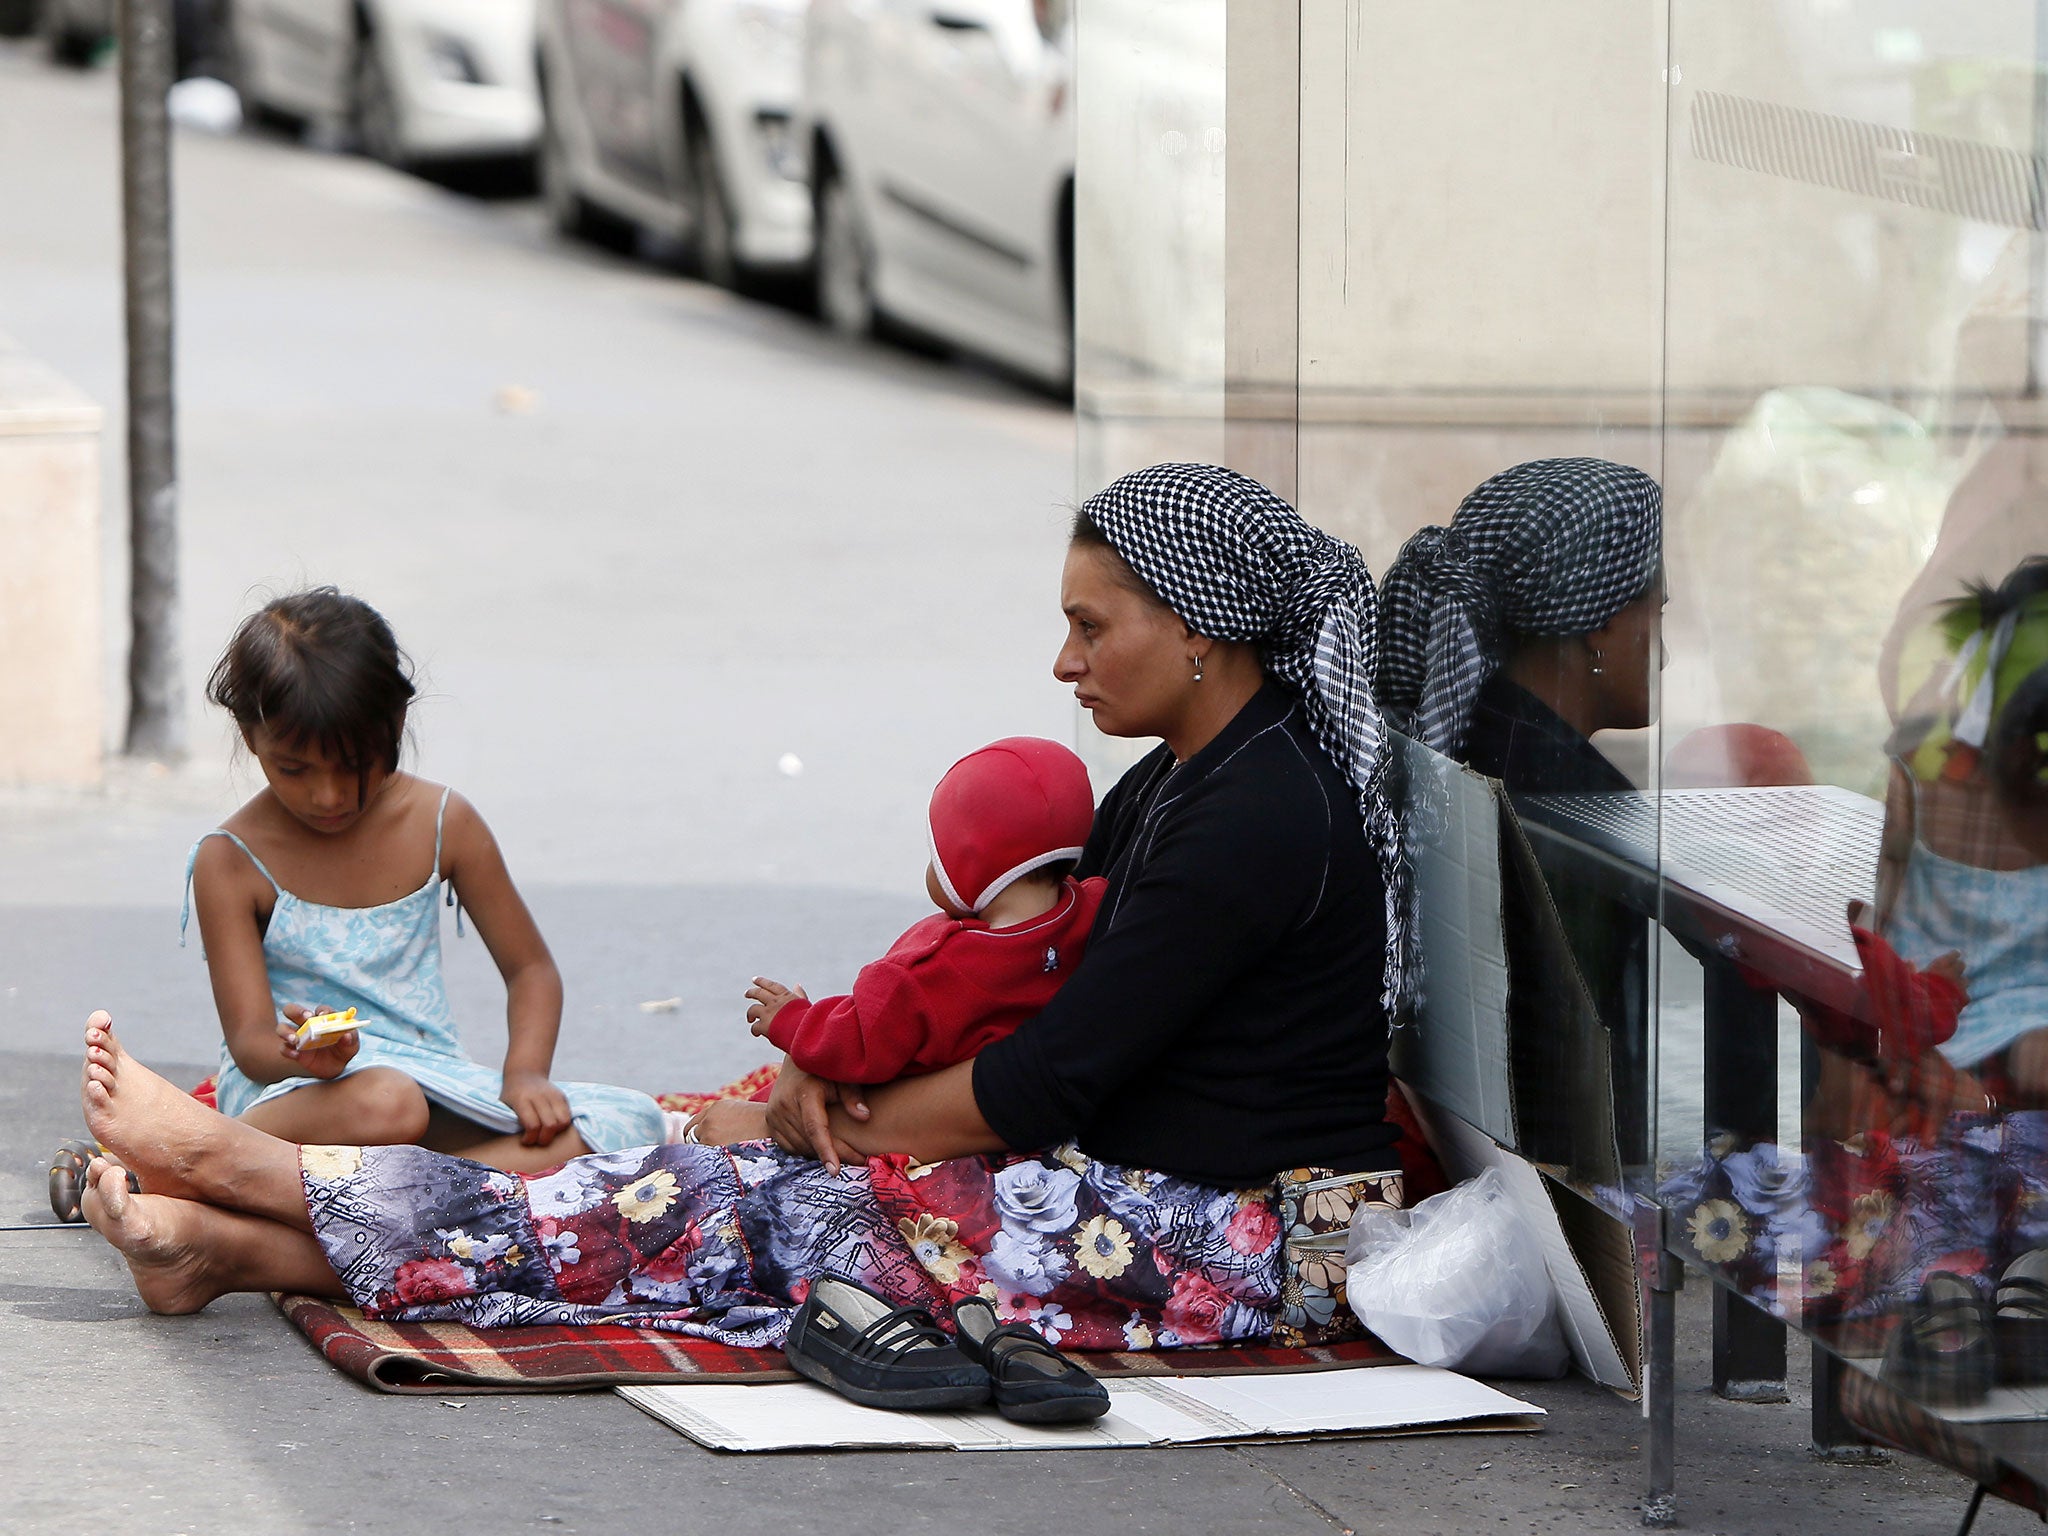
[{"x1": 617, "y1": 1367, "x2": 1545, "y2": 1452}]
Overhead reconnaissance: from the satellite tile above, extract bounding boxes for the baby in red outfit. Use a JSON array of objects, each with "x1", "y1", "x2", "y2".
[{"x1": 745, "y1": 737, "x2": 1107, "y2": 1086}]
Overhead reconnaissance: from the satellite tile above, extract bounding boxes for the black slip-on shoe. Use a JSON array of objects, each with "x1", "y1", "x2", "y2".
[
  {"x1": 783, "y1": 1272, "x2": 990, "y2": 1411},
  {"x1": 953, "y1": 1296, "x2": 1111, "y2": 1424},
  {"x1": 1996, "y1": 1249, "x2": 2048, "y2": 1385},
  {"x1": 1882, "y1": 1270, "x2": 1993, "y2": 1407}
]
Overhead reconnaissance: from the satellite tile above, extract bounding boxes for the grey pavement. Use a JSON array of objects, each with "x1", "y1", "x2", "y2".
[{"x1": 0, "y1": 40, "x2": 2023, "y2": 1535}]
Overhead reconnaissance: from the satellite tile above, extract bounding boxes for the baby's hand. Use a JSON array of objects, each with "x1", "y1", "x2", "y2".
[
  {"x1": 745, "y1": 978, "x2": 808, "y2": 1037},
  {"x1": 276, "y1": 1004, "x2": 360, "y2": 1079}
]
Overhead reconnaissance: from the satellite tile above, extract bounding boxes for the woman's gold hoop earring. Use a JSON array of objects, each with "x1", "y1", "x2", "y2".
[{"x1": 1192, "y1": 655, "x2": 1205, "y2": 683}]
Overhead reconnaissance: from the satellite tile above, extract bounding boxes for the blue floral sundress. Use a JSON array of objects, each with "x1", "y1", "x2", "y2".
[{"x1": 182, "y1": 787, "x2": 664, "y2": 1153}]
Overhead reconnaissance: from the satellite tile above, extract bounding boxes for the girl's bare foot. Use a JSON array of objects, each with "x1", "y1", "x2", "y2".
[
  {"x1": 81, "y1": 1011, "x2": 267, "y2": 1205},
  {"x1": 80, "y1": 1160, "x2": 224, "y2": 1315}
]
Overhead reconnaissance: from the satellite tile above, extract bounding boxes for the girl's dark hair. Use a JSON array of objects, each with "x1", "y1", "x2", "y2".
[
  {"x1": 1991, "y1": 659, "x2": 2048, "y2": 808},
  {"x1": 208, "y1": 588, "x2": 414, "y2": 800},
  {"x1": 1951, "y1": 556, "x2": 2048, "y2": 629}
]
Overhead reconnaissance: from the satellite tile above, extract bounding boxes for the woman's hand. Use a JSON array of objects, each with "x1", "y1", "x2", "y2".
[
  {"x1": 764, "y1": 1059, "x2": 869, "y2": 1172},
  {"x1": 745, "y1": 978, "x2": 807, "y2": 1038},
  {"x1": 689, "y1": 1098, "x2": 770, "y2": 1146},
  {"x1": 274, "y1": 1004, "x2": 360, "y2": 1080},
  {"x1": 501, "y1": 1070, "x2": 574, "y2": 1147}
]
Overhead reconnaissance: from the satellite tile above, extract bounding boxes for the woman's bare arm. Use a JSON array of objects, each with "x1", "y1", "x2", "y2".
[
  {"x1": 764, "y1": 1059, "x2": 1004, "y2": 1172},
  {"x1": 832, "y1": 1061, "x2": 1004, "y2": 1163}
]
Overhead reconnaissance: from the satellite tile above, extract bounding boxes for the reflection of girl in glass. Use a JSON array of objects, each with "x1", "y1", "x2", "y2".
[{"x1": 1879, "y1": 557, "x2": 2048, "y2": 1108}]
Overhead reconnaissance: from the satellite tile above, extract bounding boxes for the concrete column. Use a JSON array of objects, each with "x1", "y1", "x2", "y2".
[
  {"x1": 1223, "y1": 0, "x2": 1300, "y2": 503},
  {"x1": 0, "y1": 334, "x2": 104, "y2": 786}
]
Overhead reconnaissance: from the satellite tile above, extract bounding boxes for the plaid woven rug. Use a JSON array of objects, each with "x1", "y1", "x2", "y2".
[{"x1": 276, "y1": 1293, "x2": 1400, "y2": 1395}]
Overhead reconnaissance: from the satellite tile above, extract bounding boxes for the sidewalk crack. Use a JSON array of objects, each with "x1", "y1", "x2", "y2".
[{"x1": 1232, "y1": 1445, "x2": 1355, "y2": 1535}]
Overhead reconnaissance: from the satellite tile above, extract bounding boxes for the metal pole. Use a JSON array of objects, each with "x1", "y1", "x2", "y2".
[
  {"x1": 119, "y1": 0, "x2": 185, "y2": 760},
  {"x1": 1643, "y1": 1247, "x2": 1680, "y2": 1528}
]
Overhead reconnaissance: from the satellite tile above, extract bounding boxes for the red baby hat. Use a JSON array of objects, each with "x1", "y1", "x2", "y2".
[{"x1": 927, "y1": 737, "x2": 1095, "y2": 914}]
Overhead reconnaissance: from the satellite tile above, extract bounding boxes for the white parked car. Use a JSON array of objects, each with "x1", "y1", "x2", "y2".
[
  {"x1": 221, "y1": 0, "x2": 540, "y2": 167},
  {"x1": 799, "y1": 0, "x2": 1074, "y2": 387},
  {"x1": 534, "y1": 0, "x2": 811, "y2": 286}
]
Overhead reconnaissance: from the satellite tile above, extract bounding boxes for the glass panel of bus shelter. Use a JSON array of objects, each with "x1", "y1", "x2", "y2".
[
  {"x1": 1072, "y1": 0, "x2": 1226, "y2": 779},
  {"x1": 1291, "y1": 1, "x2": 1671, "y2": 1194},
  {"x1": 1656, "y1": 0, "x2": 2048, "y2": 1455}
]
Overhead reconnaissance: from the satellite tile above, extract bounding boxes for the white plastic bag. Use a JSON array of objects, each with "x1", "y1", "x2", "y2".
[{"x1": 1343, "y1": 1167, "x2": 1568, "y2": 1378}]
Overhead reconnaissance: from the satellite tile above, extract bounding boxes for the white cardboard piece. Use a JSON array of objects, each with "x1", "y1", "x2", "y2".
[
  {"x1": 1395, "y1": 740, "x2": 1515, "y2": 1144},
  {"x1": 617, "y1": 1367, "x2": 1544, "y2": 1453}
]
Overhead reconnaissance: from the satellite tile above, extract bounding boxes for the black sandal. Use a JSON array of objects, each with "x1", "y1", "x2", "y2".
[
  {"x1": 1996, "y1": 1250, "x2": 2048, "y2": 1385},
  {"x1": 783, "y1": 1272, "x2": 990, "y2": 1411},
  {"x1": 1882, "y1": 1271, "x2": 1992, "y2": 1406},
  {"x1": 952, "y1": 1296, "x2": 1110, "y2": 1424},
  {"x1": 47, "y1": 1140, "x2": 138, "y2": 1224}
]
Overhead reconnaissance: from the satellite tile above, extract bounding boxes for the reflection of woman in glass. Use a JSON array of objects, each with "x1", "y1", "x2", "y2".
[
  {"x1": 1376, "y1": 457, "x2": 1664, "y2": 1161},
  {"x1": 1377, "y1": 457, "x2": 1664, "y2": 793}
]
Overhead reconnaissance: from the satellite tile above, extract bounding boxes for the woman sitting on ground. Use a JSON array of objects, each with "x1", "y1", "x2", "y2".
[{"x1": 78, "y1": 462, "x2": 1411, "y2": 1352}]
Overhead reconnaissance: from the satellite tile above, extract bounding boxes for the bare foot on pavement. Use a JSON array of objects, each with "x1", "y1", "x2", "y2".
[{"x1": 80, "y1": 1159, "x2": 224, "y2": 1315}]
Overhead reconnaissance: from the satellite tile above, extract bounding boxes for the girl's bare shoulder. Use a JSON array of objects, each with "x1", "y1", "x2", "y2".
[
  {"x1": 193, "y1": 798, "x2": 278, "y2": 897},
  {"x1": 430, "y1": 786, "x2": 501, "y2": 869}
]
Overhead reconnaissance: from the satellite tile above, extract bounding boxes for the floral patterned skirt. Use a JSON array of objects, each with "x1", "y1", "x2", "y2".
[
  {"x1": 301, "y1": 1139, "x2": 1347, "y2": 1351},
  {"x1": 1653, "y1": 1112, "x2": 2048, "y2": 1326}
]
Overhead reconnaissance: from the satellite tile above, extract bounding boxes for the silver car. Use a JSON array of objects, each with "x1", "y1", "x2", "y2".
[{"x1": 535, "y1": 0, "x2": 811, "y2": 286}]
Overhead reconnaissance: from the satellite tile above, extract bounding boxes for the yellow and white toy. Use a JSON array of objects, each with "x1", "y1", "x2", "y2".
[{"x1": 289, "y1": 1006, "x2": 359, "y2": 1047}]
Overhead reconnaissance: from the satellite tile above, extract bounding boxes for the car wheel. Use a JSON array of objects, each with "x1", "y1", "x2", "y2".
[
  {"x1": 211, "y1": 3, "x2": 291, "y2": 130},
  {"x1": 814, "y1": 160, "x2": 874, "y2": 339},
  {"x1": 353, "y1": 34, "x2": 406, "y2": 168},
  {"x1": 538, "y1": 95, "x2": 637, "y2": 251},
  {"x1": 40, "y1": 1, "x2": 105, "y2": 67},
  {"x1": 686, "y1": 127, "x2": 737, "y2": 290},
  {"x1": 0, "y1": 0, "x2": 39, "y2": 40}
]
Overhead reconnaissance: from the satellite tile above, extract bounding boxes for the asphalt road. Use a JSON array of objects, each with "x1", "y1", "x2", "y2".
[{"x1": 0, "y1": 40, "x2": 2015, "y2": 1535}]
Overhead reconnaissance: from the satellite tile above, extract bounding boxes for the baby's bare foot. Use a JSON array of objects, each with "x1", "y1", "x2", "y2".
[
  {"x1": 80, "y1": 1161, "x2": 224, "y2": 1315},
  {"x1": 81, "y1": 1011, "x2": 248, "y2": 1204}
]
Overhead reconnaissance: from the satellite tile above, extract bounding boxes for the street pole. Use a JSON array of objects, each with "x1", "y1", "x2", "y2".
[{"x1": 119, "y1": 0, "x2": 185, "y2": 760}]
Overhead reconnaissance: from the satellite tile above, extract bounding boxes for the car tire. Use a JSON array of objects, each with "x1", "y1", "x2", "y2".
[
  {"x1": 41, "y1": 2, "x2": 105, "y2": 67},
  {"x1": 215, "y1": 4, "x2": 295, "y2": 132},
  {"x1": 353, "y1": 33, "x2": 407, "y2": 169},
  {"x1": 538, "y1": 94, "x2": 637, "y2": 251},
  {"x1": 686, "y1": 126, "x2": 738, "y2": 290},
  {"x1": 0, "y1": 0, "x2": 39, "y2": 40},
  {"x1": 814, "y1": 160, "x2": 874, "y2": 339}
]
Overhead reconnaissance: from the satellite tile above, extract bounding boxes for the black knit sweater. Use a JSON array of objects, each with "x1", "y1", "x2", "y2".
[{"x1": 972, "y1": 684, "x2": 1397, "y2": 1185}]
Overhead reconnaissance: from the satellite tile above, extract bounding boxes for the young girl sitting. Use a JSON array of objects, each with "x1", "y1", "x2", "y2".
[
  {"x1": 698, "y1": 737, "x2": 1105, "y2": 1143},
  {"x1": 182, "y1": 588, "x2": 665, "y2": 1169}
]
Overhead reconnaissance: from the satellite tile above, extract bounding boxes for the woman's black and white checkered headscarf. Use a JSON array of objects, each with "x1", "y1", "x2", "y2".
[
  {"x1": 1377, "y1": 458, "x2": 1662, "y2": 757},
  {"x1": 1082, "y1": 462, "x2": 1410, "y2": 1011}
]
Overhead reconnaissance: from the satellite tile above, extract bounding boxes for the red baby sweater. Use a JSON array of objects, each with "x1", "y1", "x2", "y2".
[{"x1": 764, "y1": 876, "x2": 1107, "y2": 1085}]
